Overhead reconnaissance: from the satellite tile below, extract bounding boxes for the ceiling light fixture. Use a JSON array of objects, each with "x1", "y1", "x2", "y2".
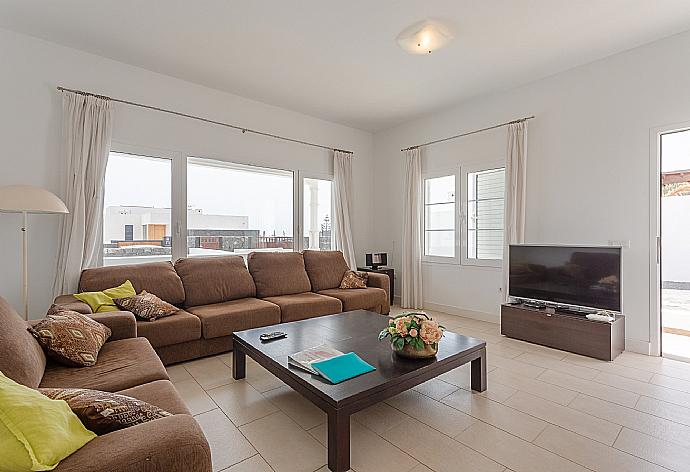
[{"x1": 396, "y1": 20, "x2": 453, "y2": 54}]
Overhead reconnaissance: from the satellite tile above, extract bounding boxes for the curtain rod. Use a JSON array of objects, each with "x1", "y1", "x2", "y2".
[
  {"x1": 56, "y1": 86, "x2": 354, "y2": 155},
  {"x1": 400, "y1": 116, "x2": 534, "y2": 152}
]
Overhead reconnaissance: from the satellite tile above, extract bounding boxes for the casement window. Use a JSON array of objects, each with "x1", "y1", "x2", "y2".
[
  {"x1": 103, "y1": 151, "x2": 173, "y2": 266},
  {"x1": 302, "y1": 176, "x2": 334, "y2": 251},
  {"x1": 462, "y1": 164, "x2": 505, "y2": 267},
  {"x1": 423, "y1": 172, "x2": 459, "y2": 262}
]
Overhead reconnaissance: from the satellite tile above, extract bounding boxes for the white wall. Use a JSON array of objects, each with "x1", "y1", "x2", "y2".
[
  {"x1": 0, "y1": 28, "x2": 375, "y2": 318},
  {"x1": 373, "y1": 29, "x2": 690, "y2": 352},
  {"x1": 662, "y1": 196, "x2": 690, "y2": 284}
]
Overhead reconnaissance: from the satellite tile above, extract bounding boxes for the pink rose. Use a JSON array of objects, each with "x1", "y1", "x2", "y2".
[
  {"x1": 409, "y1": 328, "x2": 418, "y2": 337},
  {"x1": 420, "y1": 320, "x2": 442, "y2": 344},
  {"x1": 394, "y1": 317, "x2": 409, "y2": 336}
]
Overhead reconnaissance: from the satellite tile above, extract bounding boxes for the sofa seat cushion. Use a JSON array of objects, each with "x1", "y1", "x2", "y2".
[
  {"x1": 135, "y1": 310, "x2": 201, "y2": 348},
  {"x1": 264, "y1": 292, "x2": 342, "y2": 323},
  {"x1": 78, "y1": 261, "x2": 186, "y2": 306},
  {"x1": 40, "y1": 337, "x2": 168, "y2": 392},
  {"x1": 187, "y1": 298, "x2": 280, "y2": 339},
  {"x1": 175, "y1": 256, "x2": 257, "y2": 307},
  {"x1": 117, "y1": 380, "x2": 190, "y2": 416},
  {"x1": 302, "y1": 250, "x2": 351, "y2": 291},
  {"x1": 318, "y1": 287, "x2": 388, "y2": 314},
  {"x1": 247, "y1": 252, "x2": 312, "y2": 298}
]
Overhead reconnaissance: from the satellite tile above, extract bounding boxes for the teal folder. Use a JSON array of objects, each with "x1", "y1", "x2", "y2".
[{"x1": 311, "y1": 352, "x2": 375, "y2": 384}]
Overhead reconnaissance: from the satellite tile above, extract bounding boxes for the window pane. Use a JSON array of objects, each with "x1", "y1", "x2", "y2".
[
  {"x1": 103, "y1": 152, "x2": 172, "y2": 266},
  {"x1": 425, "y1": 175, "x2": 455, "y2": 204},
  {"x1": 187, "y1": 157, "x2": 293, "y2": 258},
  {"x1": 466, "y1": 167, "x2": 505, "y2": 261},
  {"x1": 425, "y1": 230, "x2": 455, "y2": 257},
  {"x1": 425, "y1": 202, "x2": 454, "y2": 230},
  {"x1": 303, "y1": 177, "x2": 332, "y2": 250}
]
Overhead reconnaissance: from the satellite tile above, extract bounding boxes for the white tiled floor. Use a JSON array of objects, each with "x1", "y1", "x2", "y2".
[{"x1": 168, "y1": 306, "x2": 690, "y2": 472}]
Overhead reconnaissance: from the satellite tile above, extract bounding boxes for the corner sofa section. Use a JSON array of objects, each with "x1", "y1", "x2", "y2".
[{"x1": 55, "y1": 250, "x2": 390, "y2": 365}]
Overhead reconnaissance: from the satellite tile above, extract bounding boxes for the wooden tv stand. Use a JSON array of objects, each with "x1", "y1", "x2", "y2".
[{"x1": 500, "y1": 303, "x2": 625, "y2": 361}]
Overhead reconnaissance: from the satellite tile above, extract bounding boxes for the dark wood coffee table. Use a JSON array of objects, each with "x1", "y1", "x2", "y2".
[{"x1": 231, "y1": 310, "x2": 487, "y2": 472}]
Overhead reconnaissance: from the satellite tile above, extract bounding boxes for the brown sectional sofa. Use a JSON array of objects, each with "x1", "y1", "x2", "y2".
[
  {"x1": 55, "y1": 250, "x2": 390, "y2": 365},
  {"x1": 0, "y1": 296, "x2": 211, "y2": 472}
]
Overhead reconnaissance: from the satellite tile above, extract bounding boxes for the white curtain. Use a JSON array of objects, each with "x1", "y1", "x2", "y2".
[
  {"x1": 503, "y1": 121, "x2": 529, "y2": 302},
  {"x1": 401, "y1": 148, "x2": 423, "y2": 308},
  {"x1": 333, "y1": 150, "x2": 357, "y2": 268},
  {"x1": 53, "y1": 92, "x2": 113, "y2": 295}
]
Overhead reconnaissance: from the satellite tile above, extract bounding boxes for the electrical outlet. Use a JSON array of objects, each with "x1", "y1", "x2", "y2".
[{"x1": 607, "y1": 240, "x2": 630, "y2": 248}]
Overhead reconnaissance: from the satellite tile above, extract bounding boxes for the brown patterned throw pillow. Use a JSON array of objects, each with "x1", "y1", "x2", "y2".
[
  {"x1": 113, "y1": 291, "x2": 177, "y2": 321},
  {"x1": 29, "y1": 308, "x2": 111, "y2": 367},
  {"x1": 39, "y1": 388, "x2": 172, "y2": 435},
  {"x1": 339, "y1": 270, "x2": 368, "y2": 289}
]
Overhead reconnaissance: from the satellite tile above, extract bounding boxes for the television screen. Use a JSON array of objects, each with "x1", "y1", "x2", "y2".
[{"x1": 509, "y1": 245, "x2": 621, "y2": 311}]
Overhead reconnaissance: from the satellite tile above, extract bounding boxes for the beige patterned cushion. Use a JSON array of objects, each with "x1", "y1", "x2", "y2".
[
  {"x1": 29, "y1": 307, "x2": 111, "y2": 367},
  {"x1": 39, "y1": 387, "x2": 172, "y2": 435},
  {"x1": 113, "y1": 291, "x2": 178, "y2": 321},
  {"x1": 339, "y1": 270, "x2": 368, "y2": 289}
]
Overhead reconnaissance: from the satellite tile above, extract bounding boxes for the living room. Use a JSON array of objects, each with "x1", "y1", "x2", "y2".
[{"x1": 2, "y1": 2, "x2": 690, "y2": 472}]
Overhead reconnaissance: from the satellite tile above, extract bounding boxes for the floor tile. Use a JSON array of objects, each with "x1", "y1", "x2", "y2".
[
  {"x1": 593, "y1": 370, "x2": 690, "y2": 408},
  {"x1": 240, "y1": 412, "x2": 327, "y2": 472},
  {"x1": 456, "y1": 421, "x2": 589, "y2": 472},
  {"x1": 383, "y1": 417, "x2": 504, "y2": 472},
  {"x1": 174, "y1": 378, "x2": 217, "y2": 415},
  {"x1": 412, "y1": 378, "x2": 459, "y2": 400},
  {"x1": 351, "y1": 402, "x2": 409, "y2": 435},
  {"x1": 563, "y1": 353, "x2": 654, "y2": 382},
  {"x1": 244, "y1": 358, "x2": 286, "y2": 393},
  {"x1": 223, "y1": 455, "x2": 272, "y2": 472},
  {"x1": 486, "y1": 342, "x2": 525, "y2": 359},
  {"x1": 166, "y1": 363, "x2": 194, "y2": 383},
  {"x1": 486, "y1": 355, "x2": 546, "y2": 378},
  {"x1": 490, "y1": 368, "x2": 578, "y2": 405},
  {"x1": 614, "y1": 427, "x2": 690, "y2": 472},
  {"x1": 513, "y1": 352, "x2": 598, "y2": 380},
  {"x1": 184, "y1": 356, "x2": 235, "y2": 389},
  {"x1": 504, "y1": 390, "x2": 621, "y2": 445},
  {"x1": 408, "y1": 465, "x2": 435, "y2": 472},
  {"x1": 386, "y1": 389, "x2": 476, "y2": 437},
  {"x1": 635, "y1": 395, "x2": 690, "y2": 426},
  {"x1": 537, "y1": 369, "x2": 639, "y2": 407},
  {"x1": 262, "y1": 385, "x2": 326, "y2": 429},
  {"x1": 196, "y1": 409, "x2": 257, "y2": 472},
  {"x1": 534, "y1": 424, "x2": 667, "y2": 472},
  {"x1": 207, "y1": 381, "x2": 279, "y2": 426},
  {"x1": 650, "y1": 373, "x2": 690, "y2": 393},
  {"x1": 570, "y1": 393, "x2": 690, "y2": 447},
  {"x1": 309, "y1": 420, "x2": 419, "y2": 472},
  {"x1": 441, "y1": 388, "x2": 547, "y2": 441}
]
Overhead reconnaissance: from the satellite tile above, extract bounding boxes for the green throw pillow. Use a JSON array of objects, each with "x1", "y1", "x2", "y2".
[
  {"x1": 74, "y1": 280, "x2": 136, "y2": 313},
  {"x1": 0, "y1": 371, "x2": 95, "y2": 471}
]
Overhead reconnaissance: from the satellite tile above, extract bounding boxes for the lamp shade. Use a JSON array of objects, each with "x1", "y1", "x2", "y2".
[
  {"x1": 396, "y1": 20, "x2": 453, "y2": 54},
  {"x1": 0, "y1": 185, "x2": 69, "y2": 214}
]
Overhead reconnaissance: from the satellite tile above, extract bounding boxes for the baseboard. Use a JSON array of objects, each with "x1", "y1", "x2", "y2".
[
  {"x1": 624, "y1": 338, "x2": 652, "y2": 355},
  {"x1": 422, "y1": 301, "x2": 499, "y2": 324}
]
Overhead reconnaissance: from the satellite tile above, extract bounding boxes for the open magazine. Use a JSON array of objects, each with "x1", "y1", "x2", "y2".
[{"x1": 288, "y1": 344, "x2": 343, "y2": 375}]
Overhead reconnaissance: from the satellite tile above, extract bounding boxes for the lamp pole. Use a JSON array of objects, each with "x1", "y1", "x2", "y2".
[{"x1": 22, "y1": 211, "x2": 28, "y2": 321}]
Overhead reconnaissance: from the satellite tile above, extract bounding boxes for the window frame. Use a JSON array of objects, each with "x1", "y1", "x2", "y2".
[
  {"x1": 460, "y1": 160, "x2": 506, "y2": 268},
  {"x1": 297, "y1": 170, "x2": 335, "y2": 252},
  {"x1": 422, "y1": 168, "x2": 460, "y2": 264}
]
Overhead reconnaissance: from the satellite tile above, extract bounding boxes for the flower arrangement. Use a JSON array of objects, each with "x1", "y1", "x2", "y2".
[{"x1": 378, "y1": 312, "x2": 445, "y2": 358}]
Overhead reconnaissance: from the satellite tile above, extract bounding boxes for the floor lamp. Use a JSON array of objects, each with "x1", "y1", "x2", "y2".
[{"x1": 0, "y1": 185, "x2": 69, "y2": 320}]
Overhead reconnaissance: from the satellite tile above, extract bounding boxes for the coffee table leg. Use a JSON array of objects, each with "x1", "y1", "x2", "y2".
[
  {"x1": 327, "y1": 409, "x2": 350, "y2": 472},
  {"x1": 233, "y1": 345, "x2": 246, "y2": 380},
  {"x1": 471, "y1": 347, "x2": 487, "y2": 392}
]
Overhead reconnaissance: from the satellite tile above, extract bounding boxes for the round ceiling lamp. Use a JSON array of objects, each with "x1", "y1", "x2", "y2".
[{"x1": 396, "y1": 20, "x2": 453, "y2": 54}]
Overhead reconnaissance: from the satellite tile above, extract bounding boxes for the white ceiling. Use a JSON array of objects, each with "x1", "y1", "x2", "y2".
[{"x1": 2, "y1": 1, "x2": 690, "y2": 131}]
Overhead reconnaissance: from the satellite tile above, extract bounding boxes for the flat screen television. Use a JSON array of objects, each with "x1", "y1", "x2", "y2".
[{"x1": 509, "y1": 245, "x2": 621, "y2": 311}]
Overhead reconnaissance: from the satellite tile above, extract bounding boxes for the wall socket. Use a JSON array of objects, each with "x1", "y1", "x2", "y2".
[{"x1": 607, "y1": 240, "x2": 630, "y2": 248}]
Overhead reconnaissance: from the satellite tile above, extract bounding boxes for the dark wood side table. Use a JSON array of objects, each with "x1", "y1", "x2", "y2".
[{"x1": 357, "y1": 267, "x2": 394, "y2": 305}]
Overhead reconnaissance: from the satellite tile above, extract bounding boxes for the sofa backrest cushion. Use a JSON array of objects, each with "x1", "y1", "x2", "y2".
[
  {"x1": 302, "y1": 250, "x2": 351, "y2": 292},
  {"x1": 174, "y1": 256, "x2": 256, "y2": 307},
  {"x1": 78, "y1": 262, "x2": 185, "y2": 306},
  {"x1": 247, "y1": 252, "x2": 312, "y2": 298},
  {"x1": 0, "y1": 296, "x2": 46, "y2": 388}
]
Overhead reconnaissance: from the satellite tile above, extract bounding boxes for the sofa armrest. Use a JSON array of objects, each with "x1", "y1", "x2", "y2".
[
  {"x1": 89, "y1": 311, "x2": 137, "y2": 341},
  {"x1": 53, "y1": 295, "x2": 93, "y2": 314},
  {"x1": 54, "y1": 415, "x2": 211, "y2": 472},
  {"x1": 367, "y1": 272, "x2": 390, "y2": 297}
]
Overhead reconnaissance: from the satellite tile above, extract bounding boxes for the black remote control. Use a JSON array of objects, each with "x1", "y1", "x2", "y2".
[{"x1": 259, "y1": 331, "x2": 287, "y2": 342}]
